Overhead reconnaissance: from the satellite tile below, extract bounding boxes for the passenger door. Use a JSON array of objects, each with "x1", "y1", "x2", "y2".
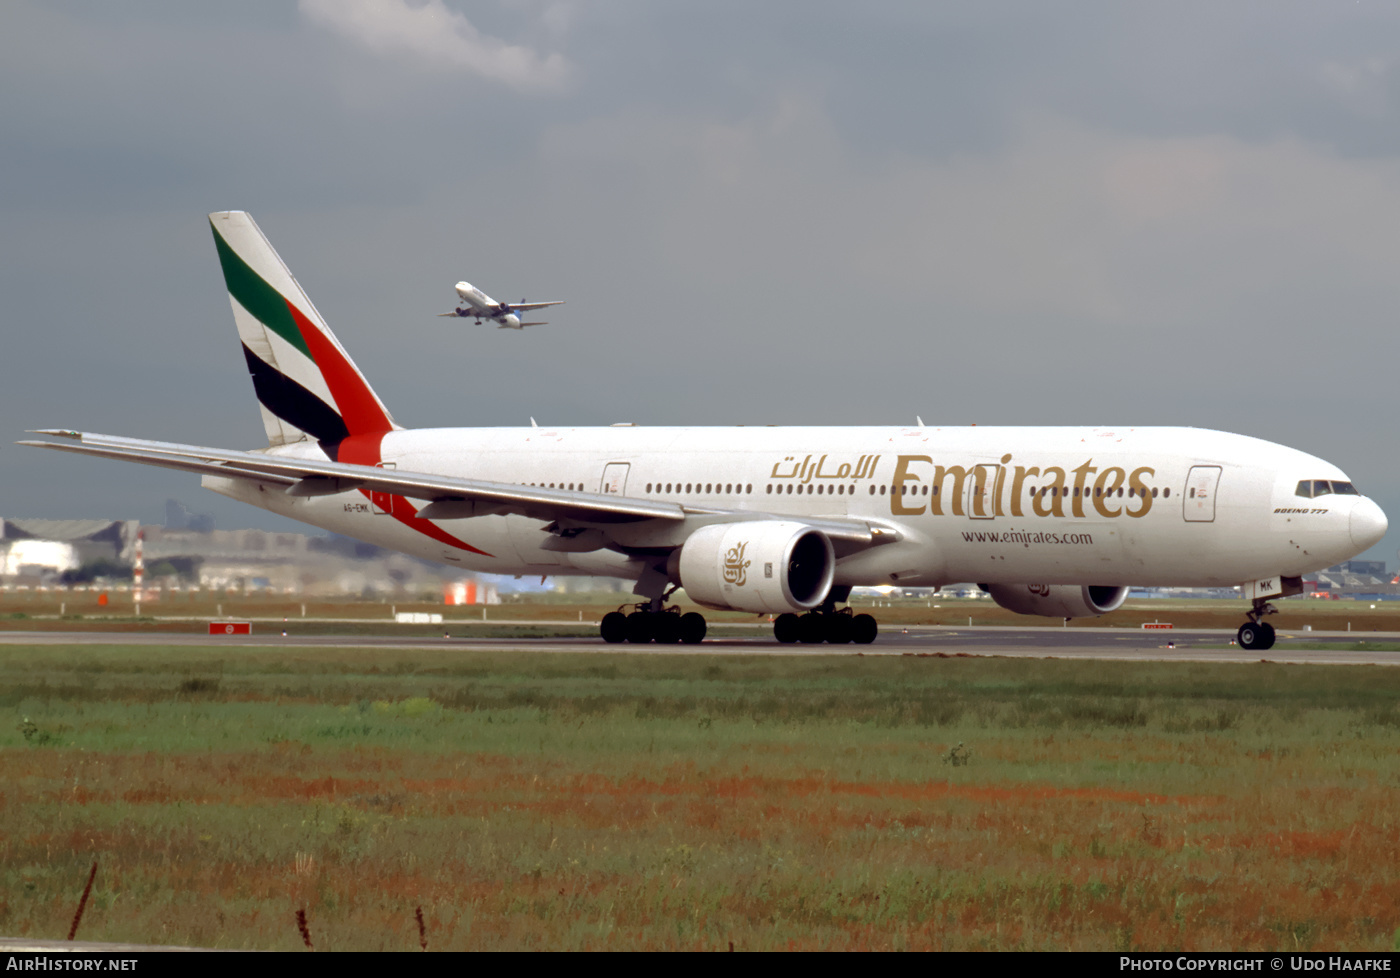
[
  {"x1": 599, "y1": 462, "x2": 630, "y2": 495},
  {"x1": 371, "y1": 462, "x2": 396, "y2": 515},
  {"x1": 1183, "y1": 465, "x2": 1221, "y2": 522},
  {"x1": 965, "y1": 462, "x2": 1001, "y2": 520}
]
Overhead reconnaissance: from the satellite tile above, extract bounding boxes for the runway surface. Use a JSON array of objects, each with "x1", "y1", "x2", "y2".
[{"x1": 2, "y1": 626, "x2": 1398, "y2": 666}]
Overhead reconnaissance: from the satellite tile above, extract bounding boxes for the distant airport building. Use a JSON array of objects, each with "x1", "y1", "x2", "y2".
[
  {"x1": 0, "y1": 519, "x2": 138, "y2": 581},
  {"x1": 0, "y1": 516, "x2": 511, "y2": 600}
]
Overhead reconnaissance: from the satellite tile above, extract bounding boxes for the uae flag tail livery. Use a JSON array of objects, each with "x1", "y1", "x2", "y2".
[{"x1": 210, "y1": 211, "x2": 397, "y2": 461}]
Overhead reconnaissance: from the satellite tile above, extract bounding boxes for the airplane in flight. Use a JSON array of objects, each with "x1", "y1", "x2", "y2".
[
  {"x1": 22, "y1": 212, "x2": 1388, "y2": 651},
  {"x1": 438, "y1": 280, "x2": 563, "y2": 329}
]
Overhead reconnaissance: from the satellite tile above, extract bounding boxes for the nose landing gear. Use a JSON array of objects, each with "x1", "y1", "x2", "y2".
[{"x1": 1237, "y1": 599, "x2": 1278, "y2": 651}]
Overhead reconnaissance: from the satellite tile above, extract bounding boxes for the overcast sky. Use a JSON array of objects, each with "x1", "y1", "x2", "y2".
[{"x1": 4, "y1": 0, "x2": 1400, "y2": 566}]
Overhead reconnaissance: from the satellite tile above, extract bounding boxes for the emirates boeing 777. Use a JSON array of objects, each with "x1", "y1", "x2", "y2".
[{"x1": 22, "y1": 212, "x2": 1388, "y2": 650}]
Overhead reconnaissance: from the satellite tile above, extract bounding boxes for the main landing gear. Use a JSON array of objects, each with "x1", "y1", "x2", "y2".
[
  {"x1": 600, "y1": 603, "x2": 707, "y2": 645},
  {"x1": 1236, "y1": 599, "x2": 1278, "y2": 651},
  {"x1": 773, "y1": 606, "x2": 878, "y2": 645}
]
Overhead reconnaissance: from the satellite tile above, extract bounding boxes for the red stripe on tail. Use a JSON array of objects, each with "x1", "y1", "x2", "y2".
[{"x1": 287, "y1": 300, "x2": 392, "y2": 436}]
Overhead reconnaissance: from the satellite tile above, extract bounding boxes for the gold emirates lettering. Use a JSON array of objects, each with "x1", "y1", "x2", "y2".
[{"x1": 887, "y1": 455, "x2": 1156, "y2": 520}]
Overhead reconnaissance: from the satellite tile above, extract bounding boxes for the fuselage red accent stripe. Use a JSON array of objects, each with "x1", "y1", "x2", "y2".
[{"x1": 336, "y1": 431, "x2": 494, "y2": 558}]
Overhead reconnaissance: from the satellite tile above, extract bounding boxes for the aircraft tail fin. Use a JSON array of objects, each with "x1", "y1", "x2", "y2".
[{"x1": 208, "y1": 211, "x2": 398, "y2": 452}]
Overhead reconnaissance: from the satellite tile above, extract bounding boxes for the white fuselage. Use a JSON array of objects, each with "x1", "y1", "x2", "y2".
[{"x1": 204, "y1": 424, "x2": 1384, "y2": 590}]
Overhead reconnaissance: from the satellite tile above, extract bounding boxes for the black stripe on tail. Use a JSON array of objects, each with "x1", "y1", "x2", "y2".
[{"x1": 242, "y1": 343, "x2": 349, "y2": 456}]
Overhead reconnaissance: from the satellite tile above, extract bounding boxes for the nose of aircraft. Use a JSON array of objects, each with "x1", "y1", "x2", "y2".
[{"x1": 1350, "y1": 498, "x2": 1388, "y2": 550}]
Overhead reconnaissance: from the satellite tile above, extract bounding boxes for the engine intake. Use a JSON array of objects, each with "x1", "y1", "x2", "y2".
[
  {"x1": 982, "y1": 583, "x2": 1129, "y2": 618},
  {"x1": 674, "y1": 521, "x2": 835, "y2": 614}
]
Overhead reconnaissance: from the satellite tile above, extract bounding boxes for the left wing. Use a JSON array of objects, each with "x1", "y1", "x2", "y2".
[
  {"x1": 503, "y1": 301, "x2": 564, "y2": 312},
  {"x1": 21, "y1": 430, "x2": 896, "y2": 553}
]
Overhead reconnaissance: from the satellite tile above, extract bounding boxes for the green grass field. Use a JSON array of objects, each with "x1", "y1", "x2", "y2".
[{"x1": 2, "y1": 644, "x2": 1399, "y2": 950}]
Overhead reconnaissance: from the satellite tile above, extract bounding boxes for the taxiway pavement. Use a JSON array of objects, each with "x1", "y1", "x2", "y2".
[{"x1": 1, "y1": 626, "x2": 1397, "y2": 666}]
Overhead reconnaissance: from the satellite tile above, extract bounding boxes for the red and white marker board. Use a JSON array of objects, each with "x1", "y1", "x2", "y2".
[{"x1": 208, "y1": 622, "x2": 252, "y2": 635}]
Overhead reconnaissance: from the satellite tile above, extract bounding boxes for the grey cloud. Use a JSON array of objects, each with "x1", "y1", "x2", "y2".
[{"x1": 299, "y1": 0, "x2": 570, "y2": 93}]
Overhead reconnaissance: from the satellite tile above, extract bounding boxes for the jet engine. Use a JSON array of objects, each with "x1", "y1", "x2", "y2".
[
  {"x1": 981, "y1": 583, "x2": 1129, "y2": 618},
  {"x1": 673, "y1": 521, "x2": 835, "y2": 614}
]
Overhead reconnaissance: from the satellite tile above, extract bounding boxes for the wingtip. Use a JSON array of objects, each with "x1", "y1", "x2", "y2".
[{"x1": 27, "y1": 429, "x2": 82, "y2": 439}]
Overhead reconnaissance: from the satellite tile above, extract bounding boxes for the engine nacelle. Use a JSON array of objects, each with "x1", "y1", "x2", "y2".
[
  {"x1": 674, "y1": 521, "x2": 835, "y2": 614},
  {"x1": 982, "y1": 583, "x2": 1129, "y2": 618}
]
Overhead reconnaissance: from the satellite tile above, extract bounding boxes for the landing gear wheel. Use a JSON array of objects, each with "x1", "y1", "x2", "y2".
[
  {"x1": 773, "y1": 613, "x2": 801, "y2": 644},
  {"x1": 825, "y1": 613, "x2": 853, "y2": 645},
  {"x1": 626, "y1": 611, "x2": 654, "y2": 644},
  {"x1": 653, "y1": 613, "x2": 682, "y2": 644},
  {"x1": 798, "y1": 612, "x2": 826, "y2": 644},
  {"x1": 601, "y1": 611, "x2": 628, "y2": 644},
  {"x1": 850, "y1": 613, "x2": 878, "y2": 645},
  {"x1": 678, "y1": 612, "x2": 707, "y2": 645},
  {"x1": 1237, "y1": 621, "x2": 1275, "y2": 651}
]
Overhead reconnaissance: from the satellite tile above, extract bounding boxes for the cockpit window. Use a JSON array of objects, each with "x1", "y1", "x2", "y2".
[{"x1": 1296, "y1": 479, "x2": 1359, "y2": 498}]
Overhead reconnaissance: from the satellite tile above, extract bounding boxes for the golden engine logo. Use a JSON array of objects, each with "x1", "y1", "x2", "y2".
[{"x1": 723, "y1": 541, "x2": 751, "y2": 587}]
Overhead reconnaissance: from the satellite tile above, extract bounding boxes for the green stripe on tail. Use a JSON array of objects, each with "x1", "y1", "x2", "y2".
[{"x1": 210, "y1": 221, "x2": 312, "y2": 359}]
